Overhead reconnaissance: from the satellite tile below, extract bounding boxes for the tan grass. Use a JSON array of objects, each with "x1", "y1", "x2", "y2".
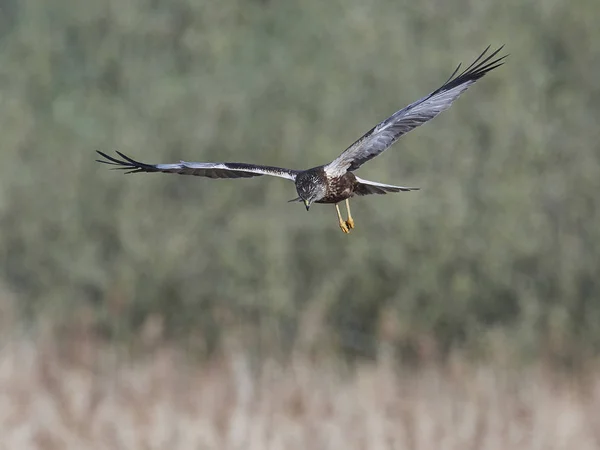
[{"x1": 1, "y1": 337, "x2": 600, "y2": 450}]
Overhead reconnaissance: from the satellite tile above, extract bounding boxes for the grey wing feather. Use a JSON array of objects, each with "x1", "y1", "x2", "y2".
[
  {"x1": 354, "y1": 176, "x2": 419, "y2": 196},
  {"x1": 325, "y1": 46, "x2": 507, "y2": 176},
  {"x1": 96, "y1": 151, "x2": 298, "y2": 181}
]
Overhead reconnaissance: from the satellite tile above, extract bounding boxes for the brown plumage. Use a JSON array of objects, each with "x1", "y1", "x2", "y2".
[
  {"x1": 321, "y1": 172, "x2": 357, "y2": 204},
  {"x1": 295, "y1": 168, "x2": 357, "y2": 204},
  {"x1": 295, "y1": 168, "x2": 411, "y2": 204}
]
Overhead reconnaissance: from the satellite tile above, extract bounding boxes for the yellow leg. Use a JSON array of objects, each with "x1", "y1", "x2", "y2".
[
  {"x1": 345, "y1": 198, "x2": 355, "y2": 230},
  {"x1": 335, "y1": 204, "x2": 350, "y2": 234}
]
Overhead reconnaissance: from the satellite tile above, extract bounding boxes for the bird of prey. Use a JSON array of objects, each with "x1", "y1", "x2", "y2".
[{"x1": 97, "y1": 46, "x2": 506, "y2": 233}]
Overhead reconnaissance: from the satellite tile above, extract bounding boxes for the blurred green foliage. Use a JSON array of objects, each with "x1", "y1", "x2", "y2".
[{"x1": 0, "y1": 0, "x2": 599, "y2": 364}]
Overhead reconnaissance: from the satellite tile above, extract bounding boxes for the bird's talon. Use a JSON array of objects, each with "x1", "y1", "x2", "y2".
[
  {"x1": 346, "y1": 218, "x2": 355, "y2": 230},
  {"x1": 339, "y1": 221, "x2": 350, "y2": 234}
]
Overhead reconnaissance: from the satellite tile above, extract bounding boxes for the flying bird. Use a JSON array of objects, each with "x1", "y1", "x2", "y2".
[{"x1": 97, "y1": 46, "x2": 506, "y2": 233}]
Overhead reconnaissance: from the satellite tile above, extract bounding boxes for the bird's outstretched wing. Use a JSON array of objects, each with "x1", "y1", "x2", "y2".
[
  {"x1": 325, "y1": 46, "x2": 507, "y2": 176},
  {"x1": 96, "y1": 151, "x2": 299, "y2": 181}
]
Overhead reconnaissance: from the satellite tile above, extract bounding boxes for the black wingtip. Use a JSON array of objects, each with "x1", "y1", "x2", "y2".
[
  {"x1": 95, "y1": 150, "x2": 128, "y2": 165},
  {"x1": 115, "y1": 150, "x2": 156, "y2": 170},
  {"x1": 95, "y1": 150, "x2": 157, "y2": 173},
  {"x1": 439, "y1": 45, "x2": 507, "y2": 92}
]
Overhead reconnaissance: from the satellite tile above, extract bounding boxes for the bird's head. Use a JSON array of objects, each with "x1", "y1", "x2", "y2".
[{"x1": 294, "y1": 171, "x2": 326, "y2": 211}]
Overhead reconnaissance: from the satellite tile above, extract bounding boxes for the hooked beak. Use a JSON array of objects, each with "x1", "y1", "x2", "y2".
[{"x1": 303, "y1": 199, "x2": 310, "y2": 211}]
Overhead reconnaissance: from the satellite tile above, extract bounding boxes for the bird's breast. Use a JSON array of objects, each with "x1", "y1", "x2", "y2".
[{"x1": 317, "y1": 173, "x2": 357, "y2": 203}]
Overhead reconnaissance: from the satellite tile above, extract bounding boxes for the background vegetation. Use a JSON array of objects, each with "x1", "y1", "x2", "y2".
[
  {"x1": 2, "y1": 340, "x2": 600, "y2": 449},
  {"x1": 0, "y1": 0, "x2": 599, "y2": 366}
]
